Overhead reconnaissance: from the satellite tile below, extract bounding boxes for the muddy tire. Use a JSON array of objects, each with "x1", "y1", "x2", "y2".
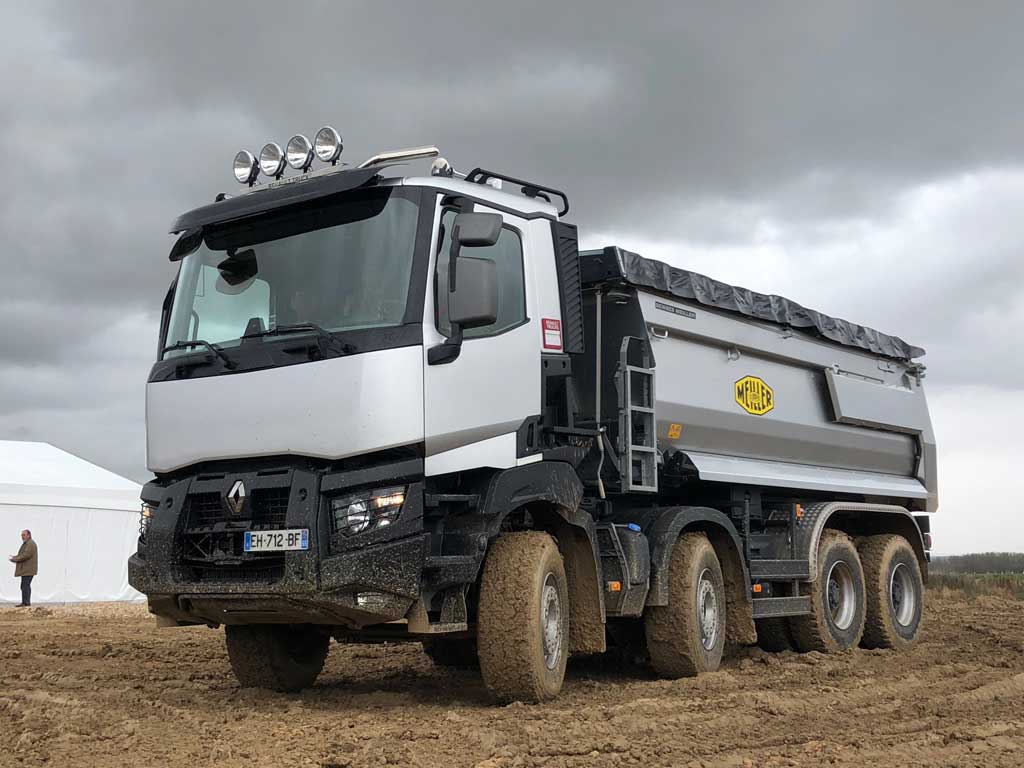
[
  {"x1": 756, "y1": 617, "x2": 794, "y2": 652},
  {"x1": 791, "y1": 531, "x2": 865, "y2": 653},
  {"x1": 224, "y1": 625, "x2": 329, "y2": 692},
  {"x1": 421, "y1": 638, "x2": 478, "y2": 669},
  {"x1": 477, "y1": 532, "x2": 569, "y2": 703},
  {"x1": 858, "y1": 534, "x2": 924, "y2": 650},
  {"x1": 644, "y1": 533, "x2": 727, "y2": 678}
]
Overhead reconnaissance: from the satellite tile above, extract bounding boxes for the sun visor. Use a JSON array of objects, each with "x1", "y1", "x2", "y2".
[{"x1": 169, "y1": 164, "x2": 398, "y2": 234}]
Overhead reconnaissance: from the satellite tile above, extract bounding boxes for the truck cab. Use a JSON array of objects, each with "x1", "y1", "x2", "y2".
[{"x1": 130, "y1": 129, "x2": 934, "y2": 702}]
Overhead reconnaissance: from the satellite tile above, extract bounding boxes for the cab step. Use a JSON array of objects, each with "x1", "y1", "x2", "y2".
[
  {"x1": 751, "y1": 596, "x2": 811, "y2": 619},
  {"x1": 749, "y1": 559, "x2": 811, "y2": 580}
]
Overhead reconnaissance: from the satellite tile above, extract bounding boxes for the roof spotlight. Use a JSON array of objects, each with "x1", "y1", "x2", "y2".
[
  {"x1": 259, "y1": 142, "x2": 286, "y2": 178},
  {"x1": 233, "y1": 150, "x2": 259, "y2": 185},
  {"x1": 286, "y1": 134, "x2": 315, "y2": 171},
  {"x1": 314, "y1": 126, "x2": 343, "y2": 164}
]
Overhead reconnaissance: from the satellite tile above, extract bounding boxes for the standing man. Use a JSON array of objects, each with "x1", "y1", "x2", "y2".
[{"x1": 9, "y1": 530, "x2": 38, "y2": 607}]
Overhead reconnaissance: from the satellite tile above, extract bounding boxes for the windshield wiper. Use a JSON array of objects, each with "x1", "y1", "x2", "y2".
[
  {"x1": 162, "y1": 339, "x2": 237, "y2": 369},
  {"x1": 243, "y1": 323, "x2": 356, "y2": 356}
]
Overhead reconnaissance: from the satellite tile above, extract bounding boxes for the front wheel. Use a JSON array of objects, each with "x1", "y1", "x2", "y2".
[
  {"x1": 477, "y1": 532, "x2": 569, "y2": 703},
  {"x1": 644, "y1": 532, "x2": 727, "y2": 677},
  {"x1": 224, "y1": 625, "x2": 330, "y2": 692}
]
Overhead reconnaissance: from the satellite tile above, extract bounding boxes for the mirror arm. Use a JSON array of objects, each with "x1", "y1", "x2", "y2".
[
  {"x1": 429, "y1": 224, "x2": 466, "y2": 365},
  {"x1": 428, "y1": 323, "x2": 462, "y2": 365},
  {"x1": 448, "y1": 225, "x2": 462, "y2": 290}
]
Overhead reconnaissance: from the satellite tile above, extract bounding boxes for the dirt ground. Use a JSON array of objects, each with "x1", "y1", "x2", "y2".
[{"x1": 2, "y1": 592, "x2": 1023, "y2": 768}]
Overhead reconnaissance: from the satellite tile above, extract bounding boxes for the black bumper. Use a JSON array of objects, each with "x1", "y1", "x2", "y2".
[{"x1": 129, "y1": 455, "x2": 429, "y2": 627}]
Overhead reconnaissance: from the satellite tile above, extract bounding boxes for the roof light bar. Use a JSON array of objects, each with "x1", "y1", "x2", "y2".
[{"x1": 228, "y1": 131, "x2": 445, "y2": 193}]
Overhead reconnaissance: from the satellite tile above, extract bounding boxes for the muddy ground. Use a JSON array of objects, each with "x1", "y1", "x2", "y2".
[{"x1": 1, "y1": 592, "x2": 1023, "y2": 768}]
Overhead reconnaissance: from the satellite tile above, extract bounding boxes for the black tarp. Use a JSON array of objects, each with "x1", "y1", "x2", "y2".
[{"x1": 580, "y1": 246, "x2": 924, "y2": 361}]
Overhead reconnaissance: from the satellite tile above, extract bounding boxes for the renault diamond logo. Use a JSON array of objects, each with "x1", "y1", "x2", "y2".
[{"x1": 227, "y1": 480, "x2": 247, "y2": 516}]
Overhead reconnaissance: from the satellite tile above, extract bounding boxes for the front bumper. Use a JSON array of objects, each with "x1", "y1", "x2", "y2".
[{"x1": 129, "y1": 456, "x2": 428, "y2": 627}]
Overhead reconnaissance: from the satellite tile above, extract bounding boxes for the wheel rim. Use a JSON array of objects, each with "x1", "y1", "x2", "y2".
[
  {"x1": 540, "y1": 573, "x2": 563, "y2": 670},
  {"x1": 697, "y1": 568, "x2": 719, "y2": 651},
  {"x1": 890, "y1": 562, "x2": 916, "y2": 627},
  {"x1": 826, "y1": 560, "x2": 856, "y2": 630}
]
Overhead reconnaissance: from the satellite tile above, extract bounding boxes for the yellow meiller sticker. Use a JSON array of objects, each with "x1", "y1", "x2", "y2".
[{"x1": 735, "y1": 376, "x2": 774, "y2": 415}]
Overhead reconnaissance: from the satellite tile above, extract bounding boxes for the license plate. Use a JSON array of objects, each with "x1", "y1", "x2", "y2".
[{"x1": 244, "y1": 529, "x2": 309, "y2": 552}]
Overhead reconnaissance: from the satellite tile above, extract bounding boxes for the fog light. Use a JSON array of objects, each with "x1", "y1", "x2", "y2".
[
  {"x1": 356, "y1": 591, "x2": 389, "y2": 608},
  {"x1": 139, "y1": 501, "x2": 158, "y2": 541},
  {"x1": 314, "y1": 126, "x2": 343, "y2": 164},
  {"x1": 259, "y1": 142, "x2": 286, "y2": 178},
  {"x1": 286, "y1": 134, "x2": 314, "y2": 171},
  {"x1": 331, "y1": 486, "x2": 406, "y2": 537}
]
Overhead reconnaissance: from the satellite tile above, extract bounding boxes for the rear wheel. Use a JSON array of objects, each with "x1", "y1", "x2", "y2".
[
  {"x1": 477, "y1": 532, "x2": 569, "y2": 702},
  {"x1": 859, "y1": 534, "x2": 924, "y2": 649},
  {"x1": 644, "y1": 533, "x2": 726, "y2": 677},
  {"x1": 421, "y1": 637, "x2": 478, "y2": 669},
  {"x1": 791, "y1": 531, "x2": 865, "y2": 653},
  {"x1": 224, "y1": 625, "x2": 330, "y2": 692}
]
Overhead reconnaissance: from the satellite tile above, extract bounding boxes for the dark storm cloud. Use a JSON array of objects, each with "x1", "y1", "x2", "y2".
[{"x1": 1, "y1": 0, "x2": 1023, "y2": 484}]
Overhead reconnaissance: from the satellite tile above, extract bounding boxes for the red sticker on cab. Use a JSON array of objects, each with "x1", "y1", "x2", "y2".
[{"x1": 542, "y1": 318, "x2": 562, "y2": 350}]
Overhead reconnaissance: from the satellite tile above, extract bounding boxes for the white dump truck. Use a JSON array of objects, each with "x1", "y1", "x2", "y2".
[{"x1": 130, "y1": 128, "x2": 935, "y2": 702}]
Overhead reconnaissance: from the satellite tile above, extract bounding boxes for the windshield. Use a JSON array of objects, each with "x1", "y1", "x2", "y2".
[{"x1": 164, "y1": 189, "x2": 422, "y2": 359}]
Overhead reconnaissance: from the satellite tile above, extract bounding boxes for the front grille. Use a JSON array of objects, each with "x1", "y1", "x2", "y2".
[
  {"x1": 183, "y1": 556, "x2": 285, "y2": 584},
  {"x1": 250, "y1": 488, "x2": 289, "y2": 528},
  {"x1": 184, "y1": 493, "x2": 224, "y2": 528},
  {"x1": 177, "y1": 486, "x2": 294, "y2": 584},
  {"x1": 183, "y1": 489, "x2": 290, "y2": 530}
]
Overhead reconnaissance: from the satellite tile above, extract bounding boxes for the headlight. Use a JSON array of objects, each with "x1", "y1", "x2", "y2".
[
  {"x1": 139, "y1": 501, "x2": 158, "y2": 541},
  {"x1": 331, "y1": 486, "x2": 405, "y2": 537},
  {"x1": 259, "y1": 142, "x2": 286, "y2": 178}
]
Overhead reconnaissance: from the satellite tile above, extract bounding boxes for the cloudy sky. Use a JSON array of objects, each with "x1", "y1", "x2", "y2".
[{"x1": 1, "y1": 2, "x2": 1021, "y2": 553}]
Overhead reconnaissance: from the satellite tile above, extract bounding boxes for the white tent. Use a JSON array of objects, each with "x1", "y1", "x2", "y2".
[{"x1": 1, "y1": 440, "x2": 143, "y2": 603}]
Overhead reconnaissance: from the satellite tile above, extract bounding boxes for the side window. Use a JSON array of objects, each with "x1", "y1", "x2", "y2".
[{"x1": 435, "y1": 210, "x2": 526, "y2": 339}]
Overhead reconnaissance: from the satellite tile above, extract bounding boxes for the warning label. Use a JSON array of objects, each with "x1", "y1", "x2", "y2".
[{"x1": 542, "y1": 318, "x2": 562, "y2": 350}]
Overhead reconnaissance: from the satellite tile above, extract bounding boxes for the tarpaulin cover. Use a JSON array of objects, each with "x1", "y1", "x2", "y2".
[{"x1": 583, "y1": 247, "x2": 925, "y2": 361}]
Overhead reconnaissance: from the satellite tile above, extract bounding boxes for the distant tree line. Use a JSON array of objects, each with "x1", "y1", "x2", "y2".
[{"x1": 930, "y1": 552, "x2": 1024, "y2": 574}]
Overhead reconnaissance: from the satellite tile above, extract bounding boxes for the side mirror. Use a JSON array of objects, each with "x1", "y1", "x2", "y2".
[
  {"x1": 453, "y1": 212, "x2": 502, "y2": 247},
  {"x1": 450, "y1": 257, "x2": 498, "y2": 328}
]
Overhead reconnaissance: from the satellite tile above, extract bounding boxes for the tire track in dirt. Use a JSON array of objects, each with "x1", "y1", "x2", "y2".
[{"x1": 2, "y1": 595, "x2": 1024, "y2": 767}]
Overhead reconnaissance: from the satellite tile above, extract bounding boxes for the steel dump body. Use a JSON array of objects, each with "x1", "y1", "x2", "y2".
[{"x1": 579, "y1": 247, "x2": 936, "y2": 512}]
